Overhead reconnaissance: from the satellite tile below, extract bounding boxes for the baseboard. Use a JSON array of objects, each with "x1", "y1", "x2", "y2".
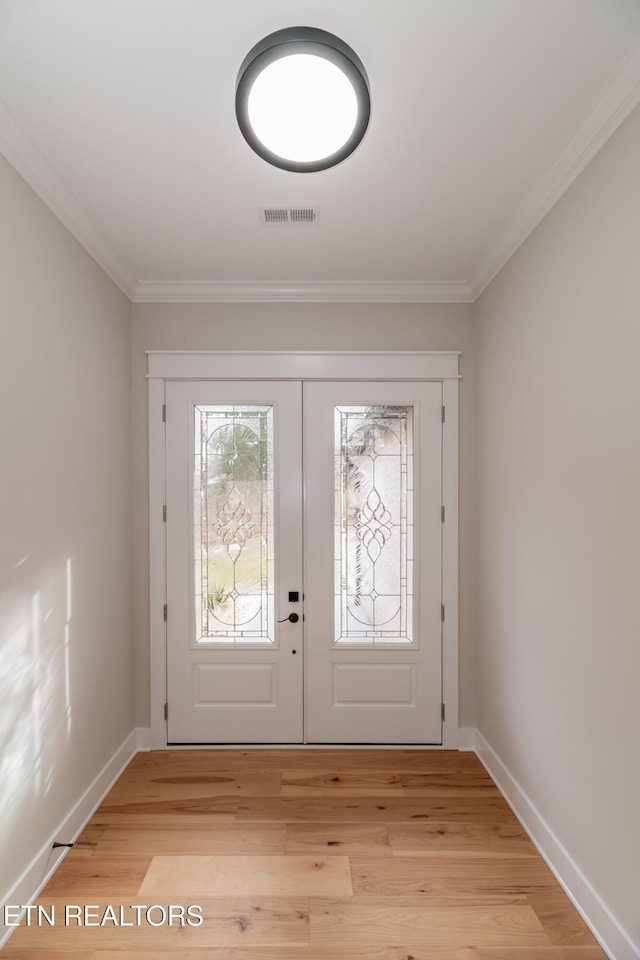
[
  {"x1": 135, "y1": 726, "x2": 151, "y2": 751},
  {"x1": 0, "y1": 728, "x2": 140, "y2": 949},
  {"x1": 456, "y1": 726, "x2": 476, "y2": 750},
  {"x1": 475, "y1": 729, "x2": 639, "y2": 960}
]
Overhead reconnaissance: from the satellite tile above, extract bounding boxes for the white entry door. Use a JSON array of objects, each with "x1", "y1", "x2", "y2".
[
  {"x1": 304, "y1": 382, "x2": 443, "y2": 743},
  {"x1": 164, "y1": 378, "x2": 443, "y2": 744},
  {"x1": 165, "y1": 381, "x2": 303, "y2": 742}
]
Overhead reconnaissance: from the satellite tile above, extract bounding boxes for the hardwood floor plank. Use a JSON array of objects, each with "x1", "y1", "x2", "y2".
[
  {"x1": 108, "y1": 770, "x2": 282, "y2": 799},
  {"x1": 309, "y1": 897, "x2": 552, "y2": 946},
  {"x1": 388, "y1": 822, "x2": 537, "y2": 857},
  {"x1": 281, "y1": 769, "x2": 404, "y2": 796},
  {"x1": 42, "y1": 854, "x2": 153, "y2": 897},
  {"x1": 74, "y1": 823, "x2": 107, "y2": 845},
  {"x1": 350, "y1": 856, "x2": 557, "y2": 896},
  {"x1": 527, "y1": 891, "x2": 601, "y2": 946},
  {"x1": 138, "y1": 855, "x2": 353, "y2": 897},
  {"x1": 285, "y1": 822, "x2": 392, "y2": 856},
  {"x1": 172, "y1": 896, "x2": 309, "y2": 946},
  {"x1": 72, "y1": 837, "x2": 106, "y2": 858},
  {"x1": 237, "y1": 795, "x2": 515, "y2": 822},
  {"x1": 281, "y1": 786, "x2": 407, "y2": 797},
  {"x1": 399, "y1": 772, "x2": 502, "y2": 798},
  {"x1": 0, "y1": 951, "x2": 95, "y2": 959},
  {"x1": 92, "y1": 824, "x2": 286, "y2": 856},
  {"x1": 399, "y1": 773, "x2": 502, "y2": 797},
  {"x1": 475, "y1": 949, "x2": 609, "y2": 959},
  {"x1": 91, "y1": 810, "x2": 238, "y2": 828},
  {"x1": 0, "y1": 900, "x2": 180, "y2": 951},
  {"x1": 95, "y1": 797, "x2": 239, "y2": 819},
  {"x1": 400, "y1": 772, "x2": 496, "y2": 787}
]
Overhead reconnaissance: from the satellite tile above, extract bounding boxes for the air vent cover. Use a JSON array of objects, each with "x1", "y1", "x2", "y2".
[{"x1": 260, "y1": 206, "x2": 320, "y2": 226}]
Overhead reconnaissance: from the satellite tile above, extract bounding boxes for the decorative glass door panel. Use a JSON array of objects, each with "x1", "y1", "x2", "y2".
[
  {"x1": 195, "y1": 404, "x2": 275, "y2": 645},
  {"x1": 336, "y1": 405, "x2": 413, "y2": 644}
]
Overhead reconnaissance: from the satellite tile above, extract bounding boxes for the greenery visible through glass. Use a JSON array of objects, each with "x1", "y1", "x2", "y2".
[
  {"x1": 335, "y1": 405, "x2": 413, "y2": 644},
  {"x1": 194, "y1": 405, "x2": 274, "y2": 643}
]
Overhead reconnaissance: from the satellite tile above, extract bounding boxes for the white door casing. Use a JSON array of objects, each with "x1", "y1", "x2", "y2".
[{"x1": 148, "y1": 352, "x2": 460, "y2": 748}]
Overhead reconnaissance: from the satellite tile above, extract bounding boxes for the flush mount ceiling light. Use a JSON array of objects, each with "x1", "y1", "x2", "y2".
[{"x1": 236, "y1": 27, "x2": 370, "y2": 172}]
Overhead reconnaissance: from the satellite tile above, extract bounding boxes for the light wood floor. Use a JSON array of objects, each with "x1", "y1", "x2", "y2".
[{"x1": 3, "y1": 749, "x2": 607, "y2": 959}]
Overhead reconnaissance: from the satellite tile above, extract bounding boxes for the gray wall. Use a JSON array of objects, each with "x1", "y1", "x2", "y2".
[
  {"x1": 476, "y1": 104, "x2": 640, "y2": 945},
  {"x1": 0, "y1": 156, "x2": 133, "y2": 903},
  {"x1": 130, "y1": 302, "x2": 477, "y2": 730},
  {"x1": 4, "y1": 95, "x2": 639, "y2": 954}
]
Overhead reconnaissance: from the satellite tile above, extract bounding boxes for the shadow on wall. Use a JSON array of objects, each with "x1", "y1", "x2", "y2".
[{"x1": 0, "y1": 553, "x2": 74, "y2": 863}]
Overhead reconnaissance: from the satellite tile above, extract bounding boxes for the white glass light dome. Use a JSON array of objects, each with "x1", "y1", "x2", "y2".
[
  {"x1": 236, "y1": 28, "x2": 370, "y2": 173},
  {"x1": 247, "y1": 54, "x2": 359, "y2": 163}
]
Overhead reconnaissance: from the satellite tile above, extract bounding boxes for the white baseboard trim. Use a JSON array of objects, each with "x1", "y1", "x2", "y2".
[
  {"x1": 456, "y1": 726, "x2": 477, "y2": 750},
  {"x1": 135, "y1": 726, "x2": 151, "y2": 751},
  {"x1": 0, "y1": 728, "x2": 140, "y2": 949},
  {"x1": 475, "y1": 729, "x2": 639, "y2": 960}
]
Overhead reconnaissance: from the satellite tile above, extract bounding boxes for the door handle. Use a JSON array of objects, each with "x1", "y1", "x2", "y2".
[{"x1": 278, "y1": 613, "x2": 299, "y2": 623}]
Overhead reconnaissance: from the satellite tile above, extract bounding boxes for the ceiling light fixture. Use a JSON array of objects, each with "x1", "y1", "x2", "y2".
[{"x1": 236, "y1": 27, "x2": 370, "y2": 173}]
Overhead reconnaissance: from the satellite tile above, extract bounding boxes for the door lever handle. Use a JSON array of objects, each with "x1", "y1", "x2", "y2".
[{"x1": 278, "y1": 613, "x2": 299, "y2": 623}]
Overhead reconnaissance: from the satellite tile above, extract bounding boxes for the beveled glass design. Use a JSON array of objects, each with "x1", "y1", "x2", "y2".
[
  {"x1": 335, "y1": 406, "x2": 414, "y2": 644},
  {"x1": 194, "y1": 405, "x2": 274, "y2": 644}
]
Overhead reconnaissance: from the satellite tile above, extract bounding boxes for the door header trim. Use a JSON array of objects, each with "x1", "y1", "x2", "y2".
[{"x1": 147, "y1": 351, "x2": 460, "y2": 381}]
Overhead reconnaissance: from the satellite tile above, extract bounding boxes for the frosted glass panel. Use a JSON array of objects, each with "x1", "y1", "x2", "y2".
[
  {"x1": 335, "y1": 405, "x2": 414, "y2": 644},
  {"x1": 194, "y1": 405, "x2": 274, "y2": 644}
]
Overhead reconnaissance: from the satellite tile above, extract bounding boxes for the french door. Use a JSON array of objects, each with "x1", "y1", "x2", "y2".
[{"x1": 164, "y1": 377, "x2": 444, "y2": 744}]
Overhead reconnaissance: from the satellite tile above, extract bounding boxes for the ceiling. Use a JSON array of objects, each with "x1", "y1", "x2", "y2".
[{"x1": 1, "y1": 0, "x2": 639, "y2": 302}]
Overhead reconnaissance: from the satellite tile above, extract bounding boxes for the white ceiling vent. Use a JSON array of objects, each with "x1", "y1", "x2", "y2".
[{"x1": 260, "y1": 206, "x2": 320, "y2": 226}]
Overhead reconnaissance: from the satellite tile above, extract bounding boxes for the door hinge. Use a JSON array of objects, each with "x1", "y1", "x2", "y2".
[
  {"x1": 162, "y1": 403, "x2": 166, "y2": 422},
  {"x1": 163, "y1": 504, "x2": 167, "y2": 522},
  {"x1": 441, "y1": 505, "x2": 445, "y2": 523},
  {"x1": 441, "y1": 405, "x2": 445, "y2": 423},
  {"x1": 441, "y1": 603, "x2": 445, "y2": 622},
  {"x1": 441, "y1": 703, "x2": 446, "y2": 722},
  {"x1": 164, "y1": 702, "x2": 168, "y2": 721},
  {"x1": 163, "y1": 604, "x2": 168, "y2": 622}
]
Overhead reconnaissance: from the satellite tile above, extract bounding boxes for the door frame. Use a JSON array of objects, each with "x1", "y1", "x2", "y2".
[{"x1": 148, "y1": 351, "x2": 460, "y2": 749}]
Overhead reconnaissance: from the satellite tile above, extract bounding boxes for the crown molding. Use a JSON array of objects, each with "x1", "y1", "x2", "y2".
[
  {"x1": 0, "y1": 97, "x2": 135, "y2": 299},
  {"x1": 132, "y1": 279, "x2": 474, "y2": 303},
  {"x1": 469, "y1": 40, "x2": 640, "y2": 300},
  {"x1": 3, "y1": 35, "x2": 639, "y2": 308}
]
